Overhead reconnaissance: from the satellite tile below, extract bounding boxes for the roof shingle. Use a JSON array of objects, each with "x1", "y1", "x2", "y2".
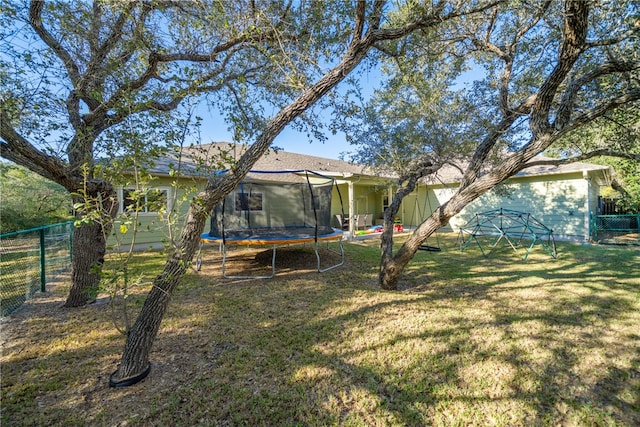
[{"x1": 145, "y1": 142, "x2": 609, "y2": 183}]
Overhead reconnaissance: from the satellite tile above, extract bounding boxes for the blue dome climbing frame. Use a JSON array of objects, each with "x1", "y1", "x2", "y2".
[{"x1": 457, "y1": 208, "x2": 557, "y2": 260}]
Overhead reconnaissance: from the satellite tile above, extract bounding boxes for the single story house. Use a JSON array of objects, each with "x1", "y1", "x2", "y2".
[{"x1": 111, "y1": 142, "x2": 611, "y2": 250}]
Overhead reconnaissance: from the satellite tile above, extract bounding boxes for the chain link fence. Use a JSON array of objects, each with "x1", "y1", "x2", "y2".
[{"x1": 1, "y1": 222, "x2": 73, "y2": 316}]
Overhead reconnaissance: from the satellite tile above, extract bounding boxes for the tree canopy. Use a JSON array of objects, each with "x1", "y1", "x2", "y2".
[{"x1": 0, "y1": 162, "x2": 72, "y2": 233}]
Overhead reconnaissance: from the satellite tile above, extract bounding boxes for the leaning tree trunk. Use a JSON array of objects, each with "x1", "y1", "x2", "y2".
[
  {"x1": 110, "y1": 104, "x2": 301, "y2": 383},
  {"x1": 377, "y1": 157, "x2": 527, "y2": 290},
  {"x1": 109, "y1": 195, "x2": 209, "y2": 385},
  {"x1": 379, "y1": 168, "x2": 437, "y2": 290},
  {"x1": 379, "y1": 197, "x2": 403, "y2": 290},
  {"x1": 64, "y1": 185, "x2": 118, "y2": 307},
  {"x1": 112, "y1": 257, "x2": 187, "y2": 381},
  {"x1": 380, "y1": 211, "x2": 446, "y2": 290}
]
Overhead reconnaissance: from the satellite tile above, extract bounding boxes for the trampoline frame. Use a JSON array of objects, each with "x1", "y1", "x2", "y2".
[{"x1": 195, "y1": 228, "x2": 344, "y2": 279}]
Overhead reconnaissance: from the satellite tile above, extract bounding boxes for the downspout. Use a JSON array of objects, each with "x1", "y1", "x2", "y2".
[
  {"x1": 583, "y1": 170, "x2": 590, "y2": 241},
  {"x1": 348, "y1": 181, "x2": 355, "y2": 239}
]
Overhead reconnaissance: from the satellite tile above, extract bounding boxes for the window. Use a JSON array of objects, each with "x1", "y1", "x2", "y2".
[
  {"x1": 121, "y1": 187, "x2": 169, "y2": 214},
  {"x1": 235, "y1": 192, "x2": 263, "y2": 211}
]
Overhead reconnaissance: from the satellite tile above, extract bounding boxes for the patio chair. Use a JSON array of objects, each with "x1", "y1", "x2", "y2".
[{"x1": 364, "y1": 214, "x2": 372, "y2": 228}]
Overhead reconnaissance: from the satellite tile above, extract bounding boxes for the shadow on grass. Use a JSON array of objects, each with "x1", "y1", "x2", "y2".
[
  {"x1": 1, "y1": 238, "x2": 638, "y2": 425},
  {"x1": 139, "y1": 238, "x2": 639, "y2": 425}
]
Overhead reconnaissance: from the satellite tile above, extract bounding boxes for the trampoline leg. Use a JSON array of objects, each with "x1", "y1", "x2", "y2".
[
  {"x1": 315, "y1": 239, "x2": 344, "y2": 273},
  {"x1": 221, "y1": 244, "x2": 228, "y2": 277},
  {"x1": 195, "y1": 240, "x2": 203, "y2": 271},
  {"x1": 270, "y1": 245, "x2": 277, "y2": 277}
]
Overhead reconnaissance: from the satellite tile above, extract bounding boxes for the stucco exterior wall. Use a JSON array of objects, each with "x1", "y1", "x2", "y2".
[
  {"x1": 109, "y1": 168, "x2": 603, "y2": 251},
  {"x1": 442, "y1": 173, "x2": 593, "y2": 241},
  {"x1": 109, "y1": 177, "x2": 202, "y2": 251}
]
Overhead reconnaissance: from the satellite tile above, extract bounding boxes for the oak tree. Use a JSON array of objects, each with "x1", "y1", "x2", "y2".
[
  {"x1": 1, "y1": 0, "x2": 323, "y2": 306},
  {"x1": 348, "y1": 0, "x2": 639, "y2": 289}
]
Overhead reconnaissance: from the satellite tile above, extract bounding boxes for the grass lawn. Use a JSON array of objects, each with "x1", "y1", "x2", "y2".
[{"x1": 1, "y1": 233, "x2": 639, "y2": 426}]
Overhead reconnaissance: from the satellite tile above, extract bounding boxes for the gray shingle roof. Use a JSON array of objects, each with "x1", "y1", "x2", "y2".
[
  {"x1": 203, "y1": 142, "x2": 372, "y2": 175},
  {"x1": 145, "y1": 142, "x2": 609, "y2": 183},
  {"x1": 147, "y1": 142, "x2": 377, "y2": 178},
  {"x1": 426, "y1": 156, "x2": 609, "y2": 185}
]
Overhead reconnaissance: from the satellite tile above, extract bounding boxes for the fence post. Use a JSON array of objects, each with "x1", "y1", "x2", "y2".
[
  {"x1": 39, "y1": 228, "x2": 46, "y2": 292},
  {"x1": 68, "y1": 223, "x2": 73, "y2": 264}
]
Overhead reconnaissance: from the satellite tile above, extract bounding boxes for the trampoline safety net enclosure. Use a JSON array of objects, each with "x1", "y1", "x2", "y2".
[
  {"x1": 196, "y1": 170, "x2": 344, "y2": 278},
  {"x1": 458, "y1": 208, "x2": 557, "y2": 261}
]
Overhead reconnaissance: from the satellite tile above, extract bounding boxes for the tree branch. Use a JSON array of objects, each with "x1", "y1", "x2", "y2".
[
  {"x1": 78, "y1": 1, "x2": 139, "y2": 109},
  {"x1": 28, "y1": 1, "x2": 80, "y2": 84},
  {"x1": 468, "y1": 1, "x2": 550, "y2": 115},
  {"x1": 552, "y1": 56, "x2": 639, "y2": 132},
  {"x1": 586, "y1": 27, "x2": 640, "y2": 49},
  {"x1": 99, "y1": 63, "x2": 263, "y2": 131},
  {"x1": 530, "y1": 0, "x2": 589, "y2": 136},
  {"x1": 352, "y1": 0, "x2": 367, "y2": 42},
  {"x1": 525, "y1": 149, "x2": 640, "y2": 167},
  {"x1": 501, "y1": 90, "x2": 640, "y2": 181},
  {"x1": 84, "y1": 20, "x2": 287, "y2": 125},
  {"x1": 372, "y1": 0, "x2": 504, "y2": 44},
  {"x1": 557, "y1": 88, "x2": 640, "y2": 137},
  {"x1": 0, "y1": 109, "x2": 74, "y2": 190}
]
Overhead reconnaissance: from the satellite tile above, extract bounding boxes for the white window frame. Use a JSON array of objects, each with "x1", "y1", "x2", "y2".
[
  {"x1": 234, "y1": 191, "x2": 263, "y2": 212},
  {"x1": 119, "y1": 186, "x2": 171, "y2": 215},
  {"x1": 382, "y1": 195, "x2": 390, "y2": 213}
]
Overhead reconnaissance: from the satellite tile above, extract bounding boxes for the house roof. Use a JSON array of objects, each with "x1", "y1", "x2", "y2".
[
  {"x1": 426, "y1": 157, "x2": 610, "y2": 186},
  {"x1": 148, "y1": 142, "x2": 379, "y2": 179},
  {"x1": 205, "y1": 142, "x2": 374, "y2": 176},
  {"x1": 516, "y1": 159, "x2": 609, "y2": 177},
  {"x1": 147, "y1": 142, "x2": 610, "y2": 184}
]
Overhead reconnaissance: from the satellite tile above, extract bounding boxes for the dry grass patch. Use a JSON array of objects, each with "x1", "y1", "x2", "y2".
[{"x1": 1, "y1": 234, "x2": 638, "y2": 426}]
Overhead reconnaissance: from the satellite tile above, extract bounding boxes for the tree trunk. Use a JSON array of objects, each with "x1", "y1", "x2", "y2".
[
  {"x1": 64, "y1": 185, "x2": 118, "y2": 307},
  {"x1": 64, "y1": 221, "x2": 106, "y2": 306},
  {"x1": 379, "y1": 212, "x2": 446, "y2": 290},
  {"x1": 379, "y1": 194, "x2": 401, "y2": 290},
  {"x1": 378, "y1": 169, "x2": 438, "y2": 290},
  {"x1": 111, "y1": 257, "x2": 188, "y2": 382},
  {"x1": 377, "y1": 154, "x2": 533, "y2": 290},
  {"x1": 110, "y1": 200, "x2": 206, "y2": 386},
  {"x1": 376, "y1": 0, "x2": 591, "y2": 289}
]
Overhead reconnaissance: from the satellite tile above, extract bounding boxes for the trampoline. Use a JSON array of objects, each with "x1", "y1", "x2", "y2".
[{"x1": 196, "y1": 170, "x2": 345, "y2": 278}]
